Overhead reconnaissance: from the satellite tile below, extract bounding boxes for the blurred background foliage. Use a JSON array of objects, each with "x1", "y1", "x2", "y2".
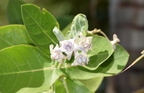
[{"x1": 0, "y1": 0, "x2": 109, "y2": 33}]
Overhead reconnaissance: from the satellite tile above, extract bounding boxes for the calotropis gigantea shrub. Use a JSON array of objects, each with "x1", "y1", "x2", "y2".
[{"x1": 0, "y1": 4, "x2": 135, "y2": 93}]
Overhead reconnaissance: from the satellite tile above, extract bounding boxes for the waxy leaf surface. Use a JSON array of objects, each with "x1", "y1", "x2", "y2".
[
  {"x1": 21, "y1": 4, "x2": 59, "y2": 56},
  {"x1": 61, "y1": 44, "x2": 129, "y2": 79},
  {"x1": 0, "y1": 45, "x2": 62, "y2": 93},
  {"x1": 0, "y1": 25, "x2": 32, "y2": 50}
]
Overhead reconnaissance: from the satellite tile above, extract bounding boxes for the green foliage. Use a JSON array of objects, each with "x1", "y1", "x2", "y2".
[
  {"x1": 0, "y1": 25, "x2": 32, "y2": 50},
  {"x1": 0, "y1": 45, "x2": 61, "y2": 93},
  {"x1": 96, "y1": 45, "x2": 129, "y2": 75},
  {"x1": 7, "y1": 0, "x2": 25, "y2": 24},
  {"x1": 0, "y1": 4, "x2": 130, "y2": 93},
  {"x1": 67, "y1": 14, "x2": 88, "y2": 39},
  {"x1": 21, "y1": 4, "x2": 59, "y2": 56},
  {"x1": 87, "y1": 35, "x2": 114, "y2": 70},
  {"x1": 79, "y1": 77, "x2": 104, "y2": 92}
]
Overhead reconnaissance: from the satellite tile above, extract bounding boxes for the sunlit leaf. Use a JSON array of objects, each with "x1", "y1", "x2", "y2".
[
  {"x1": 17, "y1": 69, "x2": 62, "y2": 93},
  {"x1": 79, "y1": 77, "x2": 103, "y2": 92},
  {"x1": 0, "y1": 25, "x2": 32, "y2": 50},
  {"x1": 55, "y1": 78, "x2": 91, "y2": 93},
  {"x1": 55, "y1": 79, "x2": 67, "y2": 93},
  {"x1": 86, "y1": 35, "x2": 114, "y2": 70},
  {"x1": 67, "y1": 14, "x2": 88, "y2": 39},
  {"x1": 95, "y1": 44, "x2": 129, "y2": 75},
  {"x1": 0, "y1": 45, "x2": 62, "y2": 93},
  {"x1": 21, "y1": 4, "x2": 59, "y2": 56},
  {"x1": 61, "y1": 44, "x2": 129, "y2": 79},
  {"x1": 61, "y1": 66, "x2": 109, "y2": 80}
]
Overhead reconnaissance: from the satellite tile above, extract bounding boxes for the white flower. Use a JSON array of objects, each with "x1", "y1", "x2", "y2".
[
  {"x1": 50, "y1": 44, "x2": 65, "y2": 63},
  {"x1": 110, "y1": 34, "x2": 120, "y2": 49},
  {"x1": 59, "y1": 39, "x2": 77, "y2": 60},
  {"x1": 72, "y1": 51, "x2": 89, "y2": 66},
  {"x1": 78, "y1": 32, "x2": 92, "y2": 52}
]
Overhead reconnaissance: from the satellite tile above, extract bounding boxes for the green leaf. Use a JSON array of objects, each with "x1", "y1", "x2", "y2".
[
  {"x1": 61, "y1": 66, "x2": 110, "y2": 80},
  {"x1": 67, "y1": 14, "x2": 88, "y2": 39},
  {"x1": 55, "y1": 78, "x2": 91, "y2": 93},
  {"x1": 7, "y1": 0, "x2": 25, "y2": 24},
  {"x1": 21, "y1": 4, "x2": 59, "y2": 56},
  {"x1": 0, "y1": 45, "x2": 62, "y2": 93},
  {"x1": 17, "y1": 69, "x2": 62, "y2": 93},
  {"x1": 86, "y1": 35, "x2": 114, "y2": 70},
  {"x1": 55, "y1": 79, "x2": 67, "y2": 93},
  {"x1": 79, "y1": 77, "x2": 103, "y2": 92},
  {"x1": 0, "y1": 25, "x2": 32, "y2": 50},
  {"x1": 95, "y1": 44, "x2": 129, "y2": 75},
  {"x1": 61, "y1": 44, "x2": 129, "y2": 79}
]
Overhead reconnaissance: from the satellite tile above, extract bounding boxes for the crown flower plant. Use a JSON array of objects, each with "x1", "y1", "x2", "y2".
[{"x1": 0, "y1": 4, "x2": 143, "y2": 93}]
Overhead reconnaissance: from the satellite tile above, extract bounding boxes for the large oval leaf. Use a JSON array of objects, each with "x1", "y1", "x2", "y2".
[
  {"x1": 61, "y1": 66, "x2": 110, "y2": 80},
  {"x1": 86, "y1": 35, "x2": 114, "y2": 70},
  {"x1": 61, "y1": 44, "x2": 129, "y2": 79},
  {"x1": 17, "y1": 69, "x2": 62, "y2": 93},
  {"x1": 55, "y1": 78, "x2": 91, "y2": 93},
  {"x1": 21, "y1": 4, "x2": 59, "y2": 56},
  {"x1": 0, "y1": 45, "x2": 62, "y2": 93},
  {"x1": 79, "y1": 77, "x2": 103, "y2": 92},
  {"x1": 0, "y1": 25, "x2": 32, "y2": 50},
  {"x1": 95, "y1": 44, "x2": 129, "y2": 75}
]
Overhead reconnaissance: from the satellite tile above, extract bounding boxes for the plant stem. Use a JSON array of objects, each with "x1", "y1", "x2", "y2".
[
  {"x1": 121, "y1": 53, "x2": 144, "y2": 73},
  {"x1": 53, "y1": 82, "x2": 55, "y2": 93},
  {"x1": 54, "y1": 61, "x2": 58, "y2": 67},
  {"x1": 87, "y1": 29, "x2": 108, "y2": 39},
  {"x1": 62, "y1": 77, "x2": 69, "y2": 93},
  {"x1": 57, "y1": 62, "x2": 62, "y2": 68}
]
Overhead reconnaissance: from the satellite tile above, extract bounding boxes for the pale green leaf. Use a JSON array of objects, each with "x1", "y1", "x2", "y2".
[
  {"x1": 67, "y1": 14, "x2": 88, "y2": 39},
  {"x1": 95, "y1": 44, "x2": 129, "y2": 75},
  {"x1": 0, "y1": 25, "x2": 32, "y2": 50},
  {"x1": 86, "y1": 35, "x2": 114, "y2": 70},
  {"x1": 61, "y1": 44, "x2": 129, "y2": 79},
  {"x1": 79, "y1": 77, "x2": 103, "y2": 92},
  {"x1": 0, "y1": 45, "x2": 62, "y2": 93},
  {"x1": 17, "y1": 69, "x2": 62, "y2": 93},
  {"x1": 55, "y1": 78, "x2": 92, "y2": 93},
  {"x1": 61, "y1": 66, "x2": 110, "y2": 80}
]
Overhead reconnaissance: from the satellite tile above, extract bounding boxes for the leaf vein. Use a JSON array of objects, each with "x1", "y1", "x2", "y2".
[{"x1": 23, "y1": 7, "x2": 56, "y2": 44}]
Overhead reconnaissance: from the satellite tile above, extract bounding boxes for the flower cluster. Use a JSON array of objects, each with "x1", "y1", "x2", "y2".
[{"x1": 50, "y1": 28, "x2": 93, "y2": 66}]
